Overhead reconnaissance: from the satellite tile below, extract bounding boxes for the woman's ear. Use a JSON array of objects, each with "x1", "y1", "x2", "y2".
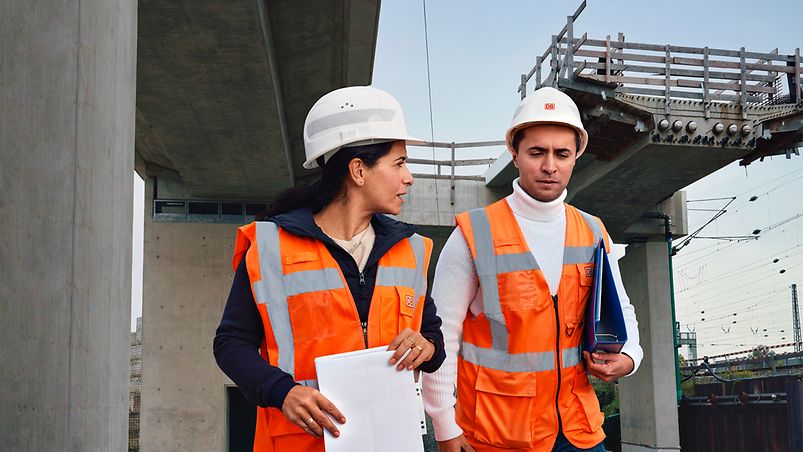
[{"x1": 348, "y1": 158, "x2": 365, "y2": 187}]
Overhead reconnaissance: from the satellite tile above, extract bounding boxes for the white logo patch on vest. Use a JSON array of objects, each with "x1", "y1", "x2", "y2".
[
  {"x1": 405, "y1": 295, "x2": 415, "y2": 308},
  {"x1": 585, "y1": 265, "x2": 594, "y2": 277}
]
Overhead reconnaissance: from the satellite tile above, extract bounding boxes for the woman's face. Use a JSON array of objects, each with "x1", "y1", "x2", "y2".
[{"x1": 359, "y1": 141, "x2": 414, "y2": 215}]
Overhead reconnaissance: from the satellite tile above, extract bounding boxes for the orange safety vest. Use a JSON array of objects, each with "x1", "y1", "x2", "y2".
[
  {"x1": 454, "y1": 199, "x2": 609, "y2": 451},
  {"x1": 232, "y1": 221, "x2": 433, "y2": 452}
]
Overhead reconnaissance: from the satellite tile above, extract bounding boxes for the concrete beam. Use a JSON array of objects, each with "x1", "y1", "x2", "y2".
[
  {"x1": 621, "y1": 191, "x2": 689, "y2": 242},
  {"x1": 618, "y1": 241, "x2": 681, "y2": 452},
  {"x1": 0, "y1": 0, "x2": 136, "y2": 449},
  {"x1": 396, "y1": 178, "x2": 511, "y2": 226},
  {"x1": 139, "y1": 180, "x2": 238, "y2": 451}
]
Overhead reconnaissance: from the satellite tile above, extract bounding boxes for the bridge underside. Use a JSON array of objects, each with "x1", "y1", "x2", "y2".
[{"x1": 135, "y1": 0, "x2": 381, "y2": 200}]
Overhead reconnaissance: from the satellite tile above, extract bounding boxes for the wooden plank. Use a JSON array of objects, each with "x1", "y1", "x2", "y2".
[
  {"x1": 582, "y1": 74, "x2": 675, "y2": 86},
  {"x1": 617, "y1": 85, "x2": 761, "y2": 102},
  {"x1": 575, "y1": 48, "x2": 666, "y2": 63},
  {"x1": 578, "y1": 73, "x2": 774, "y2": 93},
  {"x1": 605, "y1": 35, "x2": 611, "y2": 83},
  {"x1": 671, "y1": 56, "x2": 797, "y2": 74},
  {"x1": 564, "y1": 15, "x2": 574, "y2": 80},
  {"x1": 536, "y1": 56, "x2": 542, "y2": 88},
  {"x1": 561, "y1": 38, "x2": 791, "y2": 61},
  {"x1": 574, "y1": 61, "x2": 775, "y2": 82},
  {"x1": 703, "y1": 47, "x2": 710, "y2": 106},
  {"x1": 740, "y1": 47, "x2": 748, "y2": 111},
  {"x1": 665, "y1": 45, "x2": 671, "y2": 114},
  {"x1": 550, "y1": 34, "x2": 559, "y2": 88},
  {"x1": 709, "y1": 81, "x2": 774, "y2": 93},
  {"x1": 519, "y1": 73, "x2": 526, "y2": 99}
]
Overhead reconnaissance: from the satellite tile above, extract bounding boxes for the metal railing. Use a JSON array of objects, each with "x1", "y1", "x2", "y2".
[
  {"x1": 518, "y1": 1, "x2": 802, "y2": 117},
  {"x1": 408, "y1": 140, "x2": 504, "y2": 204}
]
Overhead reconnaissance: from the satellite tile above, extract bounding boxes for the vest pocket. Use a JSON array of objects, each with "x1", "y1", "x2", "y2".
[
  {"x1": 569, "y1": 370, "x2": 604, "y2": 433},
  {"x1": 472, "y1": 367, "x2": 536, "y2": 448},
  {"x1": 287, "y1": 292, "x2": 337, "y2": 342},
  {"x1": 563, "y1": 264, "x2": 593, "y2": 337}
]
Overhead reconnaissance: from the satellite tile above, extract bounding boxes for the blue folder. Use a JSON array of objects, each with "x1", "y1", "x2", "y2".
[{"x1": 583, "y1": 238, "x2": 628, "y2": 354}]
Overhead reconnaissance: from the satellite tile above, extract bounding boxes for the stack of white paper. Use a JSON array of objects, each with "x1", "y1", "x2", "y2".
[{"x1": 314, "y1": 346, "x2": 425, "y2": 452}]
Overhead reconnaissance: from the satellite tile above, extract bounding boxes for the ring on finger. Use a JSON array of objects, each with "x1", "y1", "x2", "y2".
[
  {"x1": 415, "y1": 345, "x2": 423, "y2": 351},
  {"x1": 305, "y1": 417, "x2": 315, "y2": 425}
]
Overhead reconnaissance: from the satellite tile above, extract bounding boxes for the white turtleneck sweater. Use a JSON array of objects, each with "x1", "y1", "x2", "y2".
[{"x1": 422, "y1": 179, "x2": 643, "y2": 442}]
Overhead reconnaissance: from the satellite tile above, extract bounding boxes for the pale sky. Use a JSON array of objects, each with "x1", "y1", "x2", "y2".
[{"x1": 132, "y1": 0, "x2": 803, "y2": 363}]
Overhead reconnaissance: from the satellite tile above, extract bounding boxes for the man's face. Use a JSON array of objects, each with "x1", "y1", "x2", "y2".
[{"x1": 511, "y1": 124, "x2": 577, "y2": 202}]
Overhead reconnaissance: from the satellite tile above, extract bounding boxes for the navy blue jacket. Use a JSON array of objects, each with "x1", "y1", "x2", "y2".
[{"x1": 213, "y1": 208, "x2": 446, "y2": 409}]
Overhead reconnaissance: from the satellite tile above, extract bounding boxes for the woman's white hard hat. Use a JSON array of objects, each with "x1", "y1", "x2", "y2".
[
  {"x1": 505, "y1": 86, "x2": 589, "y2": 157},
  {"x1": 302, "y1": 86, "x2": 422, "y2": 169}
]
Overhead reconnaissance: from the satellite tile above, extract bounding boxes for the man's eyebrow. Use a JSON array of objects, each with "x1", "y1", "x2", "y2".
[{"x1": 526, "y1": 146, "x2": 574, "y2": 153}]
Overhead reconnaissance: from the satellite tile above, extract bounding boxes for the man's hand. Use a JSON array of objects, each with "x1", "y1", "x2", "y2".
[
  {"x1": 281, "y1": 385, "x2": 346, "y2": 438},
  {"x1": 387, "y1": 328, "x2": 435, "y2": 371},
  {"x1": 583, "y1": 351, "x2": 634, "y2": 382},
  {"x1": 438, "y1": 434, "x2": 476, "y2": 452}
]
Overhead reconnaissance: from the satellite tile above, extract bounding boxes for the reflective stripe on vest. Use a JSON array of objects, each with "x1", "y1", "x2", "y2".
[
  {"x1": 461, "y1": 206, "x2": 601, "y2": 373},
  {"x1": 376, "y1": 233, "x2": 428, "y2": 309},
  {"x1": 252, "y1": 222, "x2": 427, "y2": 380},
  {"x1": 461, "y1": 343, "x2": 583, "y2": 372}
]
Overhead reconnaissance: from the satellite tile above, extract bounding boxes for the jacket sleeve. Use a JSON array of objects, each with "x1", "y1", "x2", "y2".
[
  {"x1": 213, "y1": 258, "x2": 298, "y2": 409},
  {"x1": 422, "y1": 227, "x2": 476, "y2": 442},
  {"x1": 418, "y1": 291, "x2": 446, "y2": 373}
]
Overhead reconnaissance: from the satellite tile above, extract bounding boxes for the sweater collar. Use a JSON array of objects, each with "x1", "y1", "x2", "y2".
[
  {"x1": 506, "y1": 178, "x2": 567, "y2": 222},
  {"x1": 267, "y1": 208, "x2": 417, "y2": 269}
]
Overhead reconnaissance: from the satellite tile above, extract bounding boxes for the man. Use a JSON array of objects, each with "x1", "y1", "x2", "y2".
[{"x1": 422, "y1": 87, "x2": 643, "y2": 452}]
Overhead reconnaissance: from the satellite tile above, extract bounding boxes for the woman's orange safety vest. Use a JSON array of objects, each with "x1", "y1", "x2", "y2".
[
  {"x1": 232, "y1": 221, "x2": 433, "y2": 452},
  {"x1": 454, "y1": 199, "x2": 608, "y2": 451}
]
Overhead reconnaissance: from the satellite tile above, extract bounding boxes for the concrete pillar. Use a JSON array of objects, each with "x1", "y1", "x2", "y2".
[
  {"x1": 0, "y1": 0, "x2": 136, "y2": 450},
  {"x1": 139, "y1": 180, "x2": 236, "y2": 451},
  {"x1": 618, "y1": 241, "x2": 681, "y2": 451}
]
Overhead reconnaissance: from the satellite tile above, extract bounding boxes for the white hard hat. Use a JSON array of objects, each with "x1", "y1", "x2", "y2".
[
  {"x1": 505, "y1": 86, "x2": 588, "y2": 157},
  {"x1": 302, "y1": 86, "x2": 422, "y2": 169}
]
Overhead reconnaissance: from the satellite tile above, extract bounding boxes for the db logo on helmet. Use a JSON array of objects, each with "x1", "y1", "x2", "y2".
[{"x1": 544, "y1": 103, "x2": 556, "y2": 110}]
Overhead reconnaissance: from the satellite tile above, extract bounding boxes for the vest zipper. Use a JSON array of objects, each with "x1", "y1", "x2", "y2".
[
  {"x1": 359, "y1": 272, "x2": 366, "y2": 347},
  {"x1": 361, "y1": 321, "x2": 368, "y2": 348},
  {"x1": 552, "y1": 294, "x2": 563, "y2": 434}
]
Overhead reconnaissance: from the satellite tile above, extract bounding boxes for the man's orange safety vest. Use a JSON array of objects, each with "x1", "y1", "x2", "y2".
[
  {"x1": 232, "y1": 221, "x2": 433, "y2": 452},
  {"x1": 454, "y1": 199, "x2": 608, "y2": 451}
]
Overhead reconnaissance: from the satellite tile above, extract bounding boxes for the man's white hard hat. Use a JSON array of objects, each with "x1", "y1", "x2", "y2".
[
  {"x1": 505, "y1": 86, "x2": 588, "y2": 157},
  {"x1": 302, "y1": 86, "x2": 422, "y2": 169}
]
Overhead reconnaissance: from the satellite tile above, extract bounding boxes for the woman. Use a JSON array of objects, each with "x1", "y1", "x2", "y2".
[{"x1": 214, "y1": 86, "x2": 445, "y2": 451}]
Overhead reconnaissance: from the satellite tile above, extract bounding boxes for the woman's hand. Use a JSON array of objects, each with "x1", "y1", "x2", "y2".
[
  {"x1": 281, "y1": 385, "x2": 346, "y2": 438},
  {"x1": 387, "y1": 328, "x2": 435, "y2": 370}
]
